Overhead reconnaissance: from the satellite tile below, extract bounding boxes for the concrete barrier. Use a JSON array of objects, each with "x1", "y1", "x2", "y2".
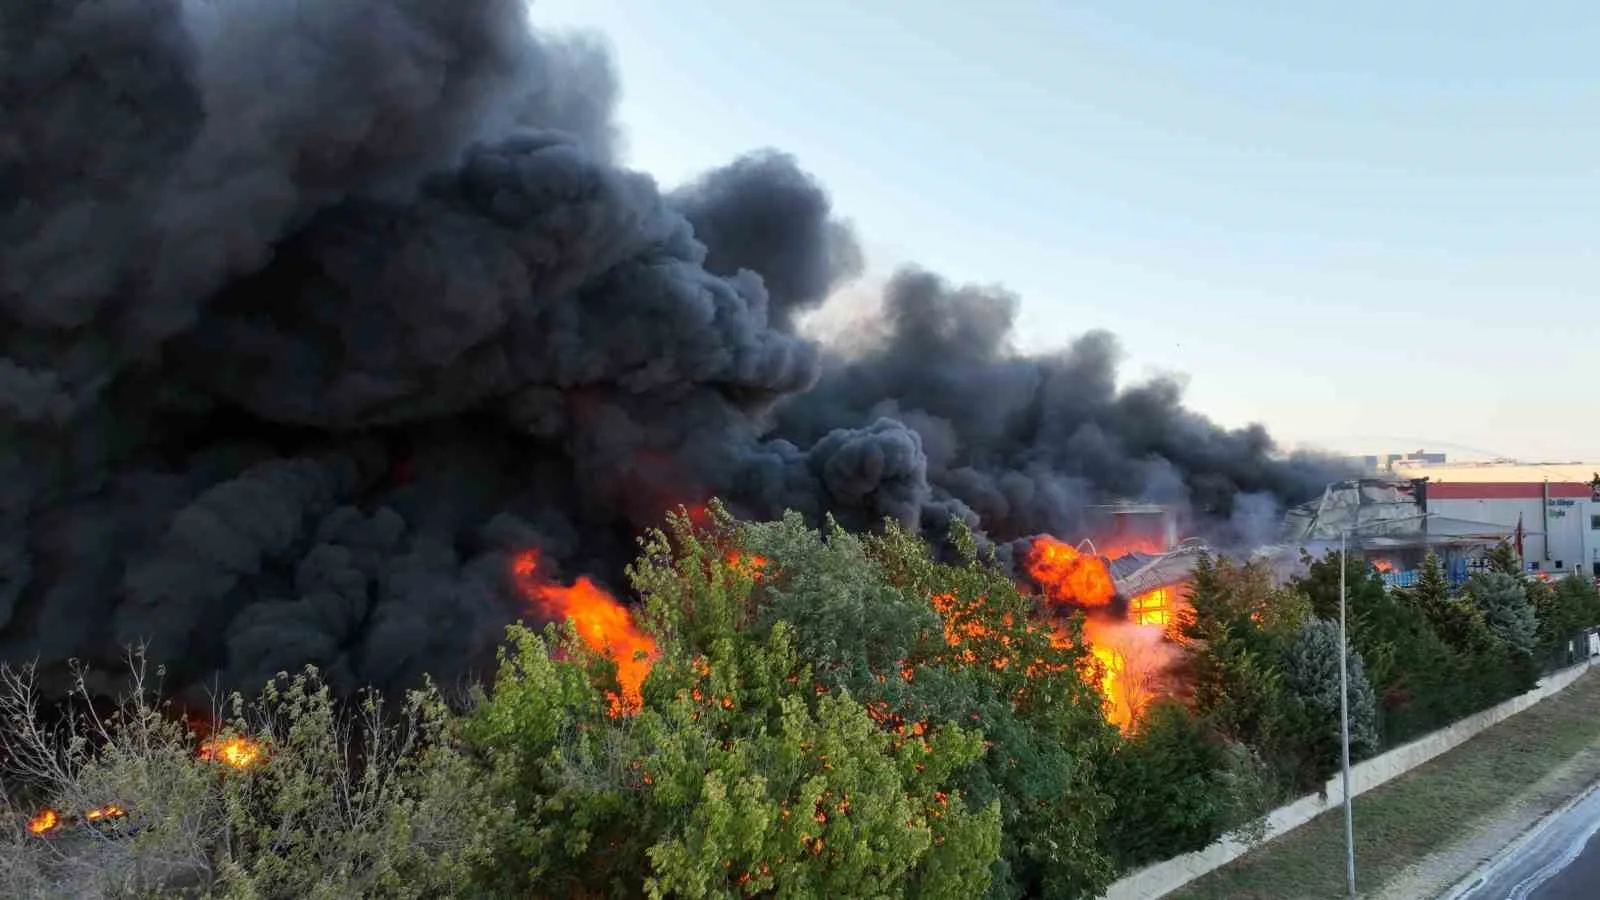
[{"x1": 1103, "y1": 657, "x2": 1598, "y2": 900}]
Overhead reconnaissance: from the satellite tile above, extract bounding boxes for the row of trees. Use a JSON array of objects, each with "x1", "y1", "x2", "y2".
[
  {"x1": 4, "y1": 508, "x2": 1598, "y2": 898},
  {"x1": 1169, "y1": 540, "x2": 1600, "y2": 846}
]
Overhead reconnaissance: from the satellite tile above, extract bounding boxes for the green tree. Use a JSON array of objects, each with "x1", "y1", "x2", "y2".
[
  {"x1": 1532, "y1": 574, "x2": 1600, "y2": 663},
  {"x1": 1401, "y1": 552, "x2": 1499, "y2": 656},
  {"x1": 1098, "y1": 700, "x2": 1258, "y2": 872},
  {"x1": 1467, "y1": 572, "x2": 1538, "y2": 657},
  {"x1": 1277, "y1": 618, "x2": 1380, "y2": 788},
  {"x1": 726, "y1": 510, "x2": 1120, "y2": 898},
  {"x1": 1485, "y1": 540, "x2": 1522, "y2": 576}
]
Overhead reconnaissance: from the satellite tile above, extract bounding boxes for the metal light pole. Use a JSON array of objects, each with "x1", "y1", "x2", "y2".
[
  {"x1": 1338, "y1": 529, "x2": 1356, "y2": 899},
  {"x1": 1336, "y1": 511, "x2": 1433, "y2": 899}
]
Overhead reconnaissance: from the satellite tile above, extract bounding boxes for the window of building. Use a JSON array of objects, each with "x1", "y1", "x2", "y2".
[
  {"x1": 1130, "y1": 589, "x2": 1169, "y2": 627},
  {"x1": 1592, "y1": 514, "x2": 1600, "y2": 530},
  {"x1": 1556, "y1": 560, "x2": 1565, "y2": 570},
  {"x1": 1530, "y1": 561, "x2": 1541, "y2": 571},
  {"x1": 1594, "y1": 562, "x2": 1600, "y2": 578}
]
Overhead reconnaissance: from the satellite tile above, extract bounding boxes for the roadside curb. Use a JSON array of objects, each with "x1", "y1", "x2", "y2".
[{"x1": 1436, "y1": 777, "x2": 1600, "y2": 900}]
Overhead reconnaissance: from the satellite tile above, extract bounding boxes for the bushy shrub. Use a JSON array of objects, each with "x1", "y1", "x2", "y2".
[
  {"x1": 465, "y1": 506, "x2": 1013, "y2": 898},
  {"x1": 0, "y1": 655, "x2": 492, "y2": 900},
  {"x1": 1099, "y1": 700, "x2": 1270, "y2": 871},
  {"x1": 1532, "y1": 574, "x2": 1600, "y2": 665}
]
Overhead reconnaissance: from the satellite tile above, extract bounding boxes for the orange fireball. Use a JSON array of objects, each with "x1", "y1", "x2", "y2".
[{"x1": 1025, "y1": 536, "x2": 1116, "y2": 609}]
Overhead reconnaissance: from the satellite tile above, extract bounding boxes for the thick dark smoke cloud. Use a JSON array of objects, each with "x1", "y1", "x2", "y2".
[{"x1": 0, "y1": 0, "x2": 1349, "y2": 702}]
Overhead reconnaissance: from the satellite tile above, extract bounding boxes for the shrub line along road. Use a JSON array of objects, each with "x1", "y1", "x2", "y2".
[
  {"x1": 1168, "y1": 669, "x2": 1600, "y2": 900},
  {"x1": 1445, "y1": 780, "x2": 1600, "y2": 900}
]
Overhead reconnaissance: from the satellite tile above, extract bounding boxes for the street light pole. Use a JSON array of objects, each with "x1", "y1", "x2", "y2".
[
  {"x1": 1339, "y1": 529, "x2": 1356, "y2": 899},
  {"x1": 1334, "y1": 510, "x2": 1432, "y2": 899}
]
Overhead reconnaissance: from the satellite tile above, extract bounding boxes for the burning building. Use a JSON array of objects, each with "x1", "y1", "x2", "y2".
[
  {"x1": 1017, "y1": 507, "x2": 1208, "y2": 730},
  {"x1": 0, "y1": 0, "x2": 1347, "y2": 710},
  {"x1": 1279, "y1": 477, "x2": 1516, "y2": 587}
]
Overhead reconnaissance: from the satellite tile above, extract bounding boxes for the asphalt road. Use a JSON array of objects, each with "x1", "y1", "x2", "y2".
[{"x1": 1451, "y1": 783, "x2": 1600, "y2": 899}]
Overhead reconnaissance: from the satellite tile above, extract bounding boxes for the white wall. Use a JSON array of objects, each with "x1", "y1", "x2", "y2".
[
  {"x1": 1429, "y1": 495, "x2": 1600, "y2": 578},
  {"x1": 1101, "y1": 658, "x2": 1597, "y2": 900}
]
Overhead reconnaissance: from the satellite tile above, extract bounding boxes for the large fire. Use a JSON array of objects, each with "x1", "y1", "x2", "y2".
[
  {"x1": 511, "y1": 549, "x2": 659, "y2": 716},
  {"x1": 1081, "y1": 619, "x2": 1171, "y2": 731},
  {"x1": 1128, "y1": 587, "x2": 1172, "y2": 627},
  {"x1": 1024, "y1": 537, "x2": 1116, "y2": 609},
  {"x1": 1019, "y1": 535, "x2": 1187, "y2": 732}
]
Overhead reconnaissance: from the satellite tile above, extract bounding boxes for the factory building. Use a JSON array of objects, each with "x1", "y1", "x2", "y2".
[{"x1": 1421, "y1": 479, "x2": 1600, "y2": 579}]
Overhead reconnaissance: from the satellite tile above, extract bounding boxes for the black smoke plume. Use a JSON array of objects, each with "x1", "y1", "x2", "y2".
[{"x1": 0, "y1": 0, "x2": 1348, "y2": 702}]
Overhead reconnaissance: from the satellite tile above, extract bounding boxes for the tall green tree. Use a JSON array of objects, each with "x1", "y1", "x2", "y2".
[
  {"x1": 1485, "y1": 540, "x2": 1522, "y2": 576},
  {"x1": 1467, "y1": 572, "x2": 1538, "y2": 657},
  {"x1": 1277, "y1": 618, "x2": 1380, "y2": 788}
]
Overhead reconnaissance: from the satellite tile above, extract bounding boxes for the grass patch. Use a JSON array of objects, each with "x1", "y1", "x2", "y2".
[{"x1": 1171, "y1": 668, "x2": 1600, "y2": 900}]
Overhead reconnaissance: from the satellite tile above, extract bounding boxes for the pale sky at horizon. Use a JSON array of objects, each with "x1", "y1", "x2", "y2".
[{"x1": 532, "y1": 0, "x2": 1598, "y2": 462}]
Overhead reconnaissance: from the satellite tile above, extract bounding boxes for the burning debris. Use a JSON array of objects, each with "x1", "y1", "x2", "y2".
[
  {"x1": 0, "y1": 0, "x2": 1347, "y2": 711},
  {"x1": 24, "y1": 731, "x2": 266, "y2": 839}
]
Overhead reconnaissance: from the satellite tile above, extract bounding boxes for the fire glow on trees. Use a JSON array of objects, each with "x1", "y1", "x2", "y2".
[{"x1": 511, "y1": 549, "x2": 659, "y2": 716}]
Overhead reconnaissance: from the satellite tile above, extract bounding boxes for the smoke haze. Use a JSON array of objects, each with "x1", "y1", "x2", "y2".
[{"x1": 0, "y1": 0, "x2": 1348, "y2": 701}]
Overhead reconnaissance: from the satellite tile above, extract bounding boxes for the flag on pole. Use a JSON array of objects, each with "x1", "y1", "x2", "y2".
[{"x1": 1513, "y1": 512, "x2": 1525, "y2": 561}]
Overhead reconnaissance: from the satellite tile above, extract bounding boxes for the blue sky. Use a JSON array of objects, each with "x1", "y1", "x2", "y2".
[{"x1": 533, "y1": 0, "x2": 1598, "y2": 461}]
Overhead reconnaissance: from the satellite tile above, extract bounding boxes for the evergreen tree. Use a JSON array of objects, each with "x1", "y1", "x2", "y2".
[
  {"x1": 1467, "y1": 572, "x2": 1538, "y2": 657},
  {"x1": 1485, "y1": 540, "x2": 1522, "y2": 577},
  {"x1": 1278, "y1": 618, "x2": 1380, "y2": 787}
]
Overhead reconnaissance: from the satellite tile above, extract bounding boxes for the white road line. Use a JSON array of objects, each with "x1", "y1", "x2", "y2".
[{"x1": 1506, "y1": 812, "x2": 1600, "y2": 900}]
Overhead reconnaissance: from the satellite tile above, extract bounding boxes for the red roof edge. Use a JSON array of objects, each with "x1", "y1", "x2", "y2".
[{"x1": 1425, "y1": 481, "x2": 1593, "y2": 500}]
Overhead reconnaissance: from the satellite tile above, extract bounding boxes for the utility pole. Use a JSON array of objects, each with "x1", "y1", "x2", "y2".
[{"x1": 1337, "y1": 510, "x2": 1432, "y2": 899}]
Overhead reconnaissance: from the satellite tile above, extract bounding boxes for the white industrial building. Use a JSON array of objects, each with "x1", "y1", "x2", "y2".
[
  {"x1": 1413, "y1": 477, "x2": 1600, "y2": 579},
  {"x1": 1285, "y1": 463, "x2": 1600, "y2": 583}
]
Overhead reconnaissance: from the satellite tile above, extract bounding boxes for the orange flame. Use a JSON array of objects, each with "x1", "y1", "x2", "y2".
[
  {"x1": 1081, "y1": 619, "x2": 1171, "y2": 732},
  {"x1": 1128, "y1": 587, "x2": 1170, "y2": 627},
  {"x1": 1094, "y1": 535, "x2": 1170, "y2": 557},
  {"x1": 725, "y1": 551, "x2": 768, "y2": 580},
  {"x1": 26, "y1": 808, "x2": 60, "y2": 836},
  {"x1": 1372, "y1": 559, "x2": 1395, "y2": 573},
  {"x1": 512, "y1": 549, "x2": 658, "y2": 716},
  {"x1": 199, "y1": 735, "x2": 265, "y2": 769},
  {"x1": 85, "y1": 804, "x2": 126, "y2": 823},
  {"x1": 1025, "y1": 537, "x2": 1116, "y2": 609}
]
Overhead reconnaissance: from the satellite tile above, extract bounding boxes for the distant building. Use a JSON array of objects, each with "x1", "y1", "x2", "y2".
[
  {"x1": 1419, "y1": 479, "x2": 1600, "y2": 579},
  {"x1": 1345, "y1": 449, "x2": 1449, "y2": 473},
  {"x1": 1280, "y1": 477, "x2": 1514, "y2": 586},
  {"x1": 1284, "y1": 467, "x2": 1600, "y2": 583}
]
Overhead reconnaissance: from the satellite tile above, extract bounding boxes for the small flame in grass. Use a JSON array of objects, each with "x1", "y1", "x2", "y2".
[
  {"x1": 27, "y1": 808, "x2": 60, "y2": 835},
  {"x1": 512, "y1": 549, "x2": 658, "y2": 716},
  {"x1": 84, "y1": 804, "x2": 125, "y2": 822},
  {"x1": 199, "y1": 735, "x2": 265, "y2": 769}
]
